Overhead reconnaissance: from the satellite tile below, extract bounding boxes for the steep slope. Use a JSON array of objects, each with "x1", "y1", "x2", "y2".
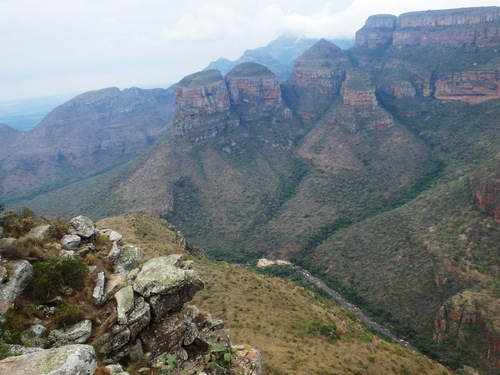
[
  {"x1": 97, "y1": 213, "x2": 452, "y2": 375},
  {"x1": 0, "y1": 86, "x2": 176, "y2": 204}
]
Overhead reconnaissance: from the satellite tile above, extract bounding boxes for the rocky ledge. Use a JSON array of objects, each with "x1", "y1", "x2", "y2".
[
  {"x1": 0, "y1": 215, "x2": 261, "y2": 375},
  {"x1": 470, "y1": 154, "x2": 500, "y2": 222},
  {"x1": 355, "y1": 6, "x2": 500, "y2": 49}
]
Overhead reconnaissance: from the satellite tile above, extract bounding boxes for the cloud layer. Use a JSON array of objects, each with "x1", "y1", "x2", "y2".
[{"x1": 1, "y1": 0, "x2": 498, "y2": 101}]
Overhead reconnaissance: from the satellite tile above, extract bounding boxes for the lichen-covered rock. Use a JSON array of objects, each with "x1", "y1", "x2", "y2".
[
  {"x1": 115, "y1": 285, "x2": 135, "y2": 325},
  {"x1": 0, "y1": 265, "x2": 7, "y2": 284},
  {"x1": 26, "y1": 225, "x2": 51, "y2": 241},
  {"x1": 133, "y1": 255, "x2": 203, "y2": 299},
  {"x1": 234, "y1": 344, "x2": 263, "y2": 375},
  {"x1": 92, "y1": 272, "x2": 105, "y2": 306},
  {"x1": 64, "y1": 319, "x2": 92, "y2": 344},
  {"x1": 139, "y1": 305, "x2": 199, "y2": 357},
  {"x1": 0, "y1": 344, "x2": 97, "y2": 375},
  {"x1": 69, "y1": 215, "x2": 97, "y2": 238},
  {"x1": 108, "y1": 243, "x2": 141, "y2": 274},
  {"x1": 0, "y1": 259, "x2": 32, "y2": 317},
  {"x1": 0, "y1": 226, "x2": 4, "y2": 238},
  {"x1": 106, "y1": 363, "x2": 130, "y2": 375},
  {"x1": 101, "y1": 228, "x2": 124, "y2": 245},
  {"x1": 127, "y1": 296, "x2": 151, "y2": 339},
  {"x1": 60, "y1": 234, "x2": 81, "y2": 250}
]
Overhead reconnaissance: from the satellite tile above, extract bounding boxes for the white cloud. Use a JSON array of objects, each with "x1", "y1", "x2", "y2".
[{"x1": 0, "y1": 0, "x2": 498, "y2": 101}]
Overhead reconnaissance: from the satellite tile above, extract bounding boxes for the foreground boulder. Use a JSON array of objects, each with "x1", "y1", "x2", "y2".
[
  {"x1": 0, "y1": 344, "x2": 97, "y2": 375},
  {"x1": 0, "y1": 259, "x2": 32, "y2": 317}
]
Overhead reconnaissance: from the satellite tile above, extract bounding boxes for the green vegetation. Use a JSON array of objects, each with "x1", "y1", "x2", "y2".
[
  {"x1": 225, "y1": 62, "x2": 274, "y2": 78},
  {"x1": 178, "y1": 70, "x2": 224, "y2": 88},
  {"x1": 28, "y1": 256, "x2": 88, "y2": 298}
]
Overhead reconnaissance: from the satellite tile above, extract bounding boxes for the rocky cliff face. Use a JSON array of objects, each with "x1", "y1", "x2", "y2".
[
  {"x1": 286, "y1": 39, "x2": 352, "y2": 117},
  {"x1": 225, "y1": 62, "x2": 283, "y2": 121},
  {"x1": 173, "y1": 64, "x2": 286, "y2": 140},
  {"x1": 434, "y1": 290, "x2": 500, "y2": 370},
  {"x1": 355, "y1": 14, "x2": 397, "y2": 49},
  {"x1": 355, "y1": 7, "x2": 500, "y2": 49},
  {"x1": 0, "y1": 215, "x2": 261, "y2": 375},
  {"x1": 341, "y1": 69, "x2": 378, "y2": 108},
  {"x1": 470, "y1": 154, "x2": 500, "y2": 222},
  {"x1": 172, "y1": 70, "x2": 239, "y2": 141},
  {"x1": 394, "y1": 7, "x2": 500, "y2": 48}
]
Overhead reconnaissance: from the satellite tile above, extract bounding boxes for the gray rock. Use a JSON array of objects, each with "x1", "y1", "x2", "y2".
[
  {"x1": 126, "y1": 267, "x2": 140, "y2": 282},
  {"x1": 111, "y1": 325, "x2": 131, "y2": 352},
  {"x1": 127, "y1": 297, "x2": 151, "y2": 339},
  {"x1": 108, "y1": 243, "x2": 141, "y2": 274},
  {"x1": 65, "y1": 319, "x2": 92, "y2": 344},
  {"x1": 0, "y1": 344, "x2": 97, "y2": 375},
  {"x1": 101, "y1": 229, "x2": 124, "y2": 245},
  {"x1": 0, "y1": 226, "x2": 4, "y2": 238},
  {"x1": 108, "y1": 242, "x2": 141, "y2": 273},
  {"x1": 1, "y1": 237, "x2": 17, "y2": 248},
  {"x1": 7, "y1": 344, "x2": 43, "y2": 356},
  {"x1": 26, "y1": 225, "x2": 51, "y2": 240},
  {"x1": 0, "y1": 265, "x2": 8, "y2": 284},
  {"x1": 94, "y1": 332, "x2": 113, "y2": 356},
  {"x1": 139, "y1": 305, "x2": 199, "y2": 357},
  {"x1": 92, "y1": 272, "x2": 105, "y2": 306},
  {"x1": 59, "y1": 250, "x2": 75, "y2": 258},
  {"x1": 60, "y1": 235, "x2": 81, "y2": 250},
  {"x1": 106, "y1": 363, "x2": 130, "y2": 375},
  {"x1": 0, "y1": 259, "x2": 33, "y2": 317},
  {"x1": 115, "y1": 286, "x2": 135, "y2": 325},
  {"x1": 23, "y1": 324, "x2": 47, "y2": 346},
  {"x1": 69, "y1": 215, "x2": 97, "y2": 238},
  {"x1": 133, "y1": 255, "x2": 203, "y2": 299}
]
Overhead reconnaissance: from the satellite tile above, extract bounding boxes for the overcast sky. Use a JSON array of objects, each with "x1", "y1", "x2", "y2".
[{"x1": 1, "y1": 0, "x2": 498, "y2": 102}]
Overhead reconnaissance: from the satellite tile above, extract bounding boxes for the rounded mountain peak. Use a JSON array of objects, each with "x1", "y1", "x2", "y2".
[
  {"x1": 294, "y1": 39, "x2": 350, "y2": 69},
  {"x1": 177, "y1": 69, "x2": 224, "y2": 89},
  {"x1": 225, "y1": 62, "x2": 275, "y2": 78}
]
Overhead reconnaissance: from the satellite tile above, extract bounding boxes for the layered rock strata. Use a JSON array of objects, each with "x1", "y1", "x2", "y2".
[
  {"x1": 225, "y1": 62, "x2": 282, "y2": 120},
  {"x1": 470, "y1": 154, "x2": 500, "y2": 222},
  {"x1": 355, "y1": 14, "x2": 397, "y2": 49},
  {"x1": 356, "y1": 7, "x2": 500, "y2": 49}
]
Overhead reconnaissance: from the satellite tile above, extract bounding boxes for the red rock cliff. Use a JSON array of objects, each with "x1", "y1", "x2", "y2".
[
  {"x1": 355, "y1": 7, "x2": 500, "y2": 49},
  {"x1": 173, "y1": 70, "x2": 238, "y2": 141},
  {"x1": 470, "y1": 154, "x2": 500, "y2": 222},
  {"x1": 290, "y1": 39, "x2": 351, "y2": 96}
]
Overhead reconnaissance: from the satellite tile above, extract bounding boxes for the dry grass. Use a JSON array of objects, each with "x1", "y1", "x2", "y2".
[{"x1": 99, "y1": 213, "x2": 452, "y2": 375}]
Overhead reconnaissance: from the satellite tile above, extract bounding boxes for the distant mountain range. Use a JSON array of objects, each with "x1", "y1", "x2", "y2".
[{"x1": 1, "y1": 6, "x2": 500, "y2": 373}]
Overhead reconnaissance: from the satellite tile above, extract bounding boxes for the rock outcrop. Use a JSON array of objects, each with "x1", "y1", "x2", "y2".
[
  {"x1": 0, "y1": 215, "x2": 262, "y2": 375},
  {"x1": 393, "y1": 7, "x2": 500, "y2": 48},
  {"x1": 470, "y1": 154, "x2": 500, "y2": 222},
  {"x1": 355, "y1": 14, "x2": 397, "y2": 49},
  {"x1": 287, "y1": 39, "x2": 352, "y2": 117},
  {"x1": 225, "y1": 62, "x2": 282, "y2": 121},
  {"x1": 356, "y1": 7, "x2": 500, "y2": 49},
  {"x1": 341, "y1": 69, "x2": 378, "y2": 108},
  {"x1": 172, "y1": 70, "x2": 239, "y2": 141}
]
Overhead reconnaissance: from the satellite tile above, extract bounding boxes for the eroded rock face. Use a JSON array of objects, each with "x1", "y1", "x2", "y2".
[
  {"x1": 355, "y1": 14, "x2": 397, "y2": 49},
  {"x1": 393, "y1": 7, "x2": 500, "y2": 48},
  {"x1": 470, "y1": 154, "x2": 500, "y2": 222},
  {"x1": 0, "y1": 344, "x2": 97, "y2": 375},
  {"x1": 173, "y1": 70, "x2": 239, "y2": 141},
  {"x1": 433, "y1": 70, "x2": 500, "y2": 104},
  {"x1": 341, "y1": 69, "x2": 378, "y2": 108},
  {"x1": 379, "y1": 79, "x2": 416, "y2": 99},
  {"x1": 355, "y1": 7, "x2": 500, "y2": 49},
  {"x1": 226, "y1": 63, "x2": 281, "y2": 107},
  {"x1": 290, "y1": 39, "x2": 351, "y2": 96}
]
